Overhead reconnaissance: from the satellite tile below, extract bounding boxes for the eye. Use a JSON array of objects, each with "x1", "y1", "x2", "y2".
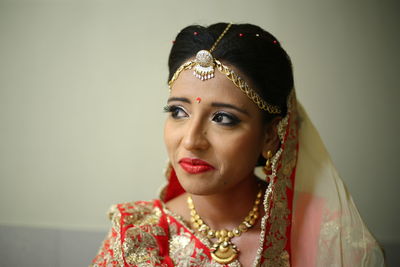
[
  {"x1": 163, "y1": 105, "x2": 188, "y2": 119},
  {"x1": 212, "y1": 112, "x2": 241, "y2": 126}
]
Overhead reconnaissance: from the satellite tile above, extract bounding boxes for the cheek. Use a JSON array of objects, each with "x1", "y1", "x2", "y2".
[
  {"x1": 215, "y1": 130, "x2": 264, "y2": 170},
  {"x1": 164, "y1": 120, "x2": 181, "y2": 157},
  {"x1": 163, "y1": 121, "x2": 174, "y2": 154}
]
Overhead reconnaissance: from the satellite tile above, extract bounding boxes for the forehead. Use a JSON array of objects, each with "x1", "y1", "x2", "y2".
[{"x1": 170, "y1": 68, "x2": 259, "y2": 111}]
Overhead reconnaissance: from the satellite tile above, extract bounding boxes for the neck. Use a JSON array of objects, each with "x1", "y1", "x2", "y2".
[{"x1": 190, "y1": 175, "x2": 264, "y2": 230}]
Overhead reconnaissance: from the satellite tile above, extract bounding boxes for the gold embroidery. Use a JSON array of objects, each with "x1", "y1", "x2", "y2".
[
  {"x1": 123, "y1": 202, "x2": 163, "y2": 226},
  {"x1": 92, "y1": 201, "x2": 169, "y2": 266},
  {"x1": 121, "y1": 202, "x2": 166, "y2": 266},
  {"x1": 260, "y1": 91, "x2": 298, "y2": 267},
  {"x1": 124, "y1": 227, "x2": 163, "y2": 265},
  {"x1": 316, "y1": 207, "x2": 381, "y2": 266},
  {"x1": 169, "y1": 221, "x2": 211, "y2": 266},
  {"x1": 90, "y1": 227, "x2": 119, "y2": 266},
  {"x1": 110, "y1": 207, "x2": 124, "y2": 266}
]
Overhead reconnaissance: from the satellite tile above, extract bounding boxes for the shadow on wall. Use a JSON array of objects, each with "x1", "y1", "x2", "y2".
[{"x1": 0, "y1": 225, "x2": 399, "y2": 266}]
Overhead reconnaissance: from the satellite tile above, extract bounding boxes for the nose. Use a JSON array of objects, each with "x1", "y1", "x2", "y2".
[{"x1": 182, "y1": 117, "x2": 209, "y2": 151}]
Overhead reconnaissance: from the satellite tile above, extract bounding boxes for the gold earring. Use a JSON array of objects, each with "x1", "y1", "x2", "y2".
[{"x1": 263, "y1": 150, "x2": 273, "y2": 174}]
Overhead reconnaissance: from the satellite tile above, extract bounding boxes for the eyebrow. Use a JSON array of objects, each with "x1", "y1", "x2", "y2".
[
  {"x1": 167, "y1": 97, "x2": 249, "y2": 116},
  {"x1": 211, "y1": 102, "x2": 249, "y2": 116},
  {"x1": 167, "y1": 97, "x2": 191, "y2": 104}
]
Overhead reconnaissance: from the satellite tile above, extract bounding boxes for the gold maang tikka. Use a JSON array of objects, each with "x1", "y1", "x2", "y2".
[
  {"x1": 192, "y1": 23, "x2": 232, "y2": 81},
  {"x1": 168, "y1": 23, "x2": 282, "y2": 114}
]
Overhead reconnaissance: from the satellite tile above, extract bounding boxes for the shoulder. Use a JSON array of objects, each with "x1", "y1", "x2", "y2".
[
  {"x1": 107, "y1": 199, "x2": 166, "y2": 225},
  {"x1": 91, "y1": 200, "x2": 172, "y2": 266},
  {"x1": 106, "y1": 200, "x2": 169, "y2": 258}
]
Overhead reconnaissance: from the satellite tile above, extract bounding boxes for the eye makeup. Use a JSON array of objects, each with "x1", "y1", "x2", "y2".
[
  {"x1": 163, "y1": 105, "x2": 188, "y2": 119},
  {"x1": 212, "y1": 111, "x2": 241, "y2": 126}
]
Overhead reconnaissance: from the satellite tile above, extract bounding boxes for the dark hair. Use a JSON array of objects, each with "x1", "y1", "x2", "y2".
[{"x1": 168, "y1": 22, "x2": 294, "y2": 121}]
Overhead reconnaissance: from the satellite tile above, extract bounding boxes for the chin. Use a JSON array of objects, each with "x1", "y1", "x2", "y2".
[{"x1": 176, "y1": 175, "x2": 222, "y2": 196}]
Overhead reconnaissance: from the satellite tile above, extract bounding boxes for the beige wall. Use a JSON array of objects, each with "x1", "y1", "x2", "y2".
[{"x1": 0, "y1": 0, "x2": 399, "y2": 245}]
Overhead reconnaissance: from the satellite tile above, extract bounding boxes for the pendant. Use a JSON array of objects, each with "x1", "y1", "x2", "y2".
[
  {"x1": 211, "y1": 241, "x2": 238, "y2": 264},
  {"x1": 193, "y1": 50, "x2": 215, "y2": 81}
]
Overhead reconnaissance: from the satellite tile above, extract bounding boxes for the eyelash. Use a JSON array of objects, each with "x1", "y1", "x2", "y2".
[
  {"x1": 163, "y1": 105, "x2": 241, "y2": 126},
  {"x1": 212, "y1": 111, "x2": 241, "y2": 126},
  {"x1": 163, "y1": 105, "x2": 188, "y2": 119}
]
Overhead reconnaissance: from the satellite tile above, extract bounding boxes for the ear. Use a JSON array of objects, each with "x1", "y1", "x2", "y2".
[{"x1": 261, "y1": 117, "x2": 281, "y2": 158}]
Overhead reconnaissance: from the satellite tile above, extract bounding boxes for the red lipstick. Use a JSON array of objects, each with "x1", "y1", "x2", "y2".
[{"x1": 178, "y1": 158, "x2": 215, "y2": 174}]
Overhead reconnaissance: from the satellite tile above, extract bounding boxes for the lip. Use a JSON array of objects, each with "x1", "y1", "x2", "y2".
[{"x1": 178, "y1": 157, "x2": 215, "y2": 174}]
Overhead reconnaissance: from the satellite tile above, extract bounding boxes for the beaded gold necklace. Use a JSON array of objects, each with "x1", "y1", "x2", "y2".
[{"x1": 187, "y1": 189, "x2": 263, "y2": 264}]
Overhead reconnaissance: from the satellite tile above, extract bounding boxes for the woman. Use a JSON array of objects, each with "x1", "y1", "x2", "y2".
[{"x1": 91, "y1": 23, "x2": 385, "y2": 267}]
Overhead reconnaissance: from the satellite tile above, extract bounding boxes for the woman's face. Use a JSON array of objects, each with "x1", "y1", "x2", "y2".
[{"x1": 164, "y1": 68, "x2": 271, "y2": 195}]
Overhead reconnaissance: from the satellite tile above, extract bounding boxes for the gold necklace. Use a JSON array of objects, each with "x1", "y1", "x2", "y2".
[{"x1": 187, "y1": 188, "x2": 263, "y2": 264}]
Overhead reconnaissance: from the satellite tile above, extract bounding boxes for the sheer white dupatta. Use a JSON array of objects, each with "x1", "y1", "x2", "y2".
[{"x1": 291, "y1": 103, "x2": 385, "y2": 267}]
